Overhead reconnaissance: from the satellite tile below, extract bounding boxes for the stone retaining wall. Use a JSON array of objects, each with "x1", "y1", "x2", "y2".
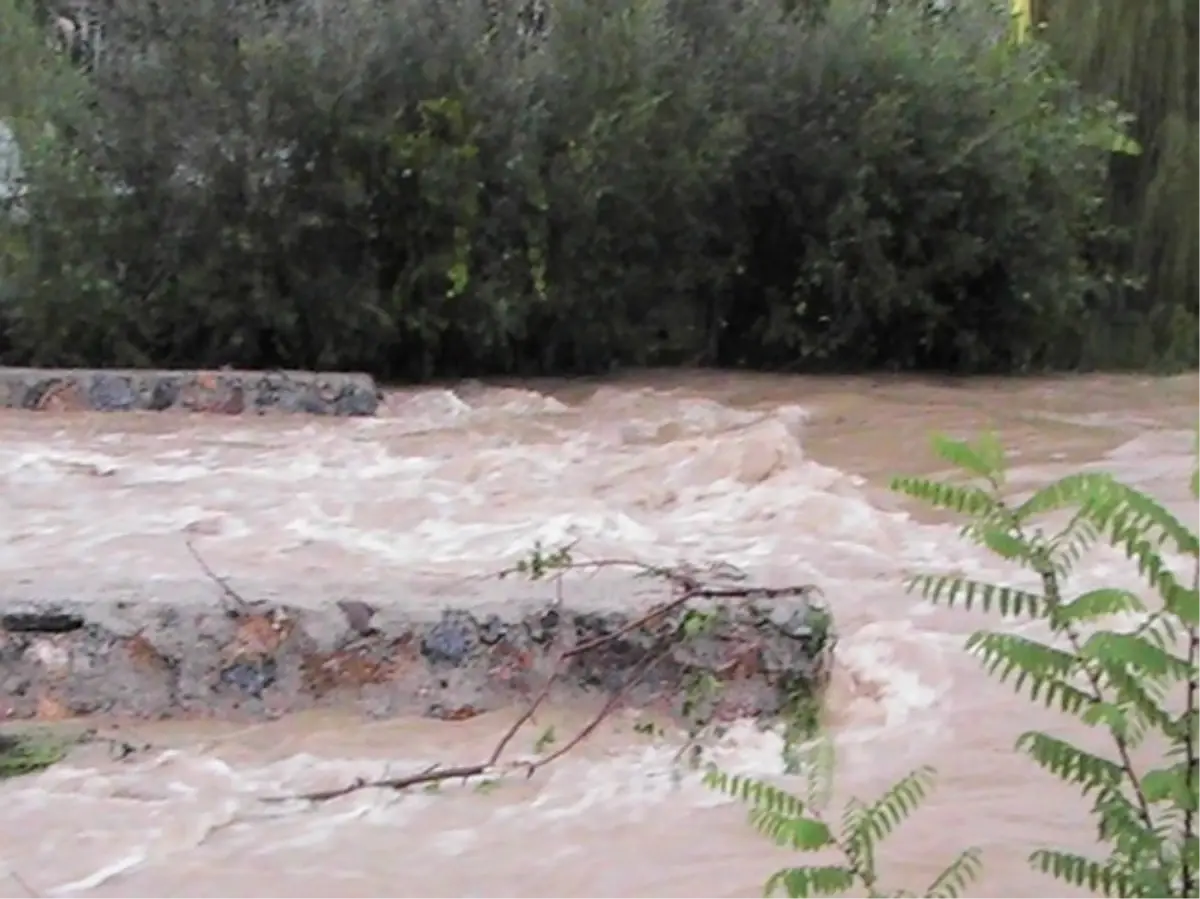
[
  {"x1": 0, "y1": 367, "x2": 380, "y2": 416},
  {"x1": 0, "y1": 592, "x2": 833, "y2": 723}
]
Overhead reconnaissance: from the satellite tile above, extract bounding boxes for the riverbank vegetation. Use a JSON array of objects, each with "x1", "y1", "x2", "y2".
[
  {"x1": 709, "y1": 433, "x2": 1199, "y2": 897},
  {"x1": 0, "y1": 0, "x2": 1194, "y2": 378}
]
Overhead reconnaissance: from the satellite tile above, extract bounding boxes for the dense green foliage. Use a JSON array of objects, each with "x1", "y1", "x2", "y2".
[
  {"x1": 708, "y1": 432, "x2": 1199, "y2": 896},
  {"x1": 1037, "y1": 0, "x2": 1199, "y2": 369},
  {"x1": 2, "y1": 0, "x2": 1183, "y2": 379}
]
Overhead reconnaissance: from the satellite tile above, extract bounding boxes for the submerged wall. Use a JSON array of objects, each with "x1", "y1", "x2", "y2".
[
  {"x1": 0, "y1": 368, "x2": 380, "y2": 416},
  {"x1": 0, "y1": 586, "x2": 833, "y2": 723}
]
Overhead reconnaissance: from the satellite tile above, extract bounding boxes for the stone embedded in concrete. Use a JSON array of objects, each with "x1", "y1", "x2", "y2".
[
  {"x1": 0, "y1": 367, "x2": 380, "y2": 416},
  {"x1": 0, "y1": 591, "x2": 835, "y2": 723}
]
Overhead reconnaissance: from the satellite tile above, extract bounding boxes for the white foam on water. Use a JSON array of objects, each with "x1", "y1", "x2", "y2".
[
  {"x1": 0, "y1": 387, "x2": 952, "y2": 583},
  {"x1": 0, "y1": 446, "x2": 122, "y2": 482},
  {"x1": 836, "y1": 620, "x2": 951, "y2": 730},
  {"x1": 47, "y1": 850, "x2": 150, "y2": 896},
  {"x1": 1, "y1": 703, "x2": 959, "y2": 895}
]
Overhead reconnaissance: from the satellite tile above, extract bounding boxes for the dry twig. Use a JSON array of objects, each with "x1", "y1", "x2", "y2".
[
  {"x1": 6, "y1": 868, "x2": 40, "y2": 898},
  {"x1": 185, "y1": 539, "x2": 254, "y2": 617}
]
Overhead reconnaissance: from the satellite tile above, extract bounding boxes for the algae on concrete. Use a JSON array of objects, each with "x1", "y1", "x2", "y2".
[{"x1": 0, "y1": 730, "x2": 67, "y2": 779}]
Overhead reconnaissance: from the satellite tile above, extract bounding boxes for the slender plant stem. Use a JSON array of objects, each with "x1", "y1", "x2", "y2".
[{"x1": 1180, "y1": 557, "x2": 1199, "y2": 898}]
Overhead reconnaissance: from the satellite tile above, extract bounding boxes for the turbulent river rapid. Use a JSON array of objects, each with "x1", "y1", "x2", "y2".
[{"x1": 0, "y1": 371, "x2": 1196, "y2": 898}]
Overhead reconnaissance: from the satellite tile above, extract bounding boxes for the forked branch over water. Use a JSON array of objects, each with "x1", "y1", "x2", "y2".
[{"x1": 185, "y1": 541, "x2": 820, "y2": 805}]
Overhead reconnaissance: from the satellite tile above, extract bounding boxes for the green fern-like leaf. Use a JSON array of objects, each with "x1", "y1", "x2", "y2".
[
  {"x1": 1117, "y1": 541, "x2": 1191, "y2": 617},
  {"x1": 803, "y1": 738, "x2": 836, "y2": 812},
  {"x1": 1141, "y1": 763, "x2": 1194, "y2": 809},
  {"x1": 748, "y1": 809, "x2": 835, "y2": 852},
  {"x1": 965, "y1": 521, "x2": 1037, "y2": 563},
  {"x1": 704, "y1": 770, "x2": 808, "y2": 818},
  {"x1": 1094, "y1": 665, "x2": 1175, "y2": 740},
  {"x1": 838, "y1": 795, "x2": 864, "y2": 846},
  {"x1": 928, "y1": 432, "x2": 1006, "y2": 484},
  {"x1": 1160, "y1": 580, "x2": 1200, "y2": 628},
  {"x1": 1078, "y1": 631, "x2": 1191, "y2": 682},
  {"x1": 858, "y1": 766, "x2": 936, "y2": 846},
  {"x1": 1092, "y1": 789, "x2": 1162, "y2": 864},
  {"x1": 1029, "y1": 848, "x2": 1133, "y2": 896},
  {"x1": 964, "y1": 632, "x2": 1077, "y2": 697},
  {"x1": 1016, "y1": 731, "x2": 1124, "y2": 794},
  {"x1": 888, "y1": 476, "x2": 1002, "y2": 519},
  {"x1": 1016, "y1": 472, "x2": 1116, "y2": 520},
  {"x1": 764, "y1": 865, "x2": 856, "y2": 898},
  {"x1": 1056, "y1": 588, "x2": 1148, "y2": 625},
  {"x1": 708, "y1": 771, "x2": 837, "y2": 853},
  {"x1": 1079, "y1": 700, "x2": 1144, "y2": 745},
  {"x1": 1062, "y1": 476, "x2": 1199, "y2": 624},
  {"x1": 1080, "y1": 476, "x2": 1199, "y2": 558},
  {"x1": 704, "y1": 764, "x2": 934, "y2": 896},
  {"x1": 1130, "y1": 611, "x2": 1180, "y2": 650},
  {"x1": 838, "y1": 796, "x2": 874, "y2": 880},
  {"x1": 924, "y1": 847, "x2": 984, "y2": 898},
  {"x1": 904, "y1": 574, "x2": 1043, "y2": 618},
  {"x1": 1048, "y1": 514, "x2": 1104, "y2": 576}
]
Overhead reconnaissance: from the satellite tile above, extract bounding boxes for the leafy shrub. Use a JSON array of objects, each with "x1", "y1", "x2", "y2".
[
  {"x1": 6, "y1": 0, "x2": 547, "y2": 375},
  {"x1": 0, "y1": 0, "x2": 1134, "y2": 376},
  {"x1": 0, "y1": 0, "x2": 98, "y2": 356},
  {"x1": 709, "y1": 432, "x2": 1199, "y2": 896},
  {"x1": 711, "y1": 0, "x2": 1119, "y2": 372}
]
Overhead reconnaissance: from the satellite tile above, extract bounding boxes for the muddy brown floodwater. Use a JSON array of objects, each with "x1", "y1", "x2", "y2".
[{"x1": 0, "y1": 372, "x2": 1197, "y2": 898}]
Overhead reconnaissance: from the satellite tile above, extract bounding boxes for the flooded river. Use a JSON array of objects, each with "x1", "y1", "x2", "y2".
[{"x1": 0, "y1": 371, "x2": 1196, "y2": 897}]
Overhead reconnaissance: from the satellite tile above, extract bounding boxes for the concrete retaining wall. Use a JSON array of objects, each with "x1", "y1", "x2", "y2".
[
  {"x1": 0, "y1": 589, "x2": 833, "y2": 723},
  {"x1": 0, "y1": 367, "x2": 380, "y2": 416}
]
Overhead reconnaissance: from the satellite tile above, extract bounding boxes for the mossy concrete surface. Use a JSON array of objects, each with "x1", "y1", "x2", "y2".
[{"x1": 0, "y1": 728, "x2": 71, "y2": 779}]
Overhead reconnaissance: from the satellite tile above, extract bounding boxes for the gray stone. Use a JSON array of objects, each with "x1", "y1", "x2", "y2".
[
  {"x1": 148, "y1": 377, "x2": 182, "y2": 411},
  {"x1": 220, "y1": 659, "x2": 278, "y2": 698},
  {"x1": 86, "y1": 373, "x2": 137, "y2": 411},
  {"x1": 421, "y1": 611, "x2": 480, "y2": 666}
]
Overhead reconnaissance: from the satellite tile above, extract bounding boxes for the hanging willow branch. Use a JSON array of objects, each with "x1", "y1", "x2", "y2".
[{"x1": 1045, "y1": 0, "x2": 1198, "y2": 323}]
